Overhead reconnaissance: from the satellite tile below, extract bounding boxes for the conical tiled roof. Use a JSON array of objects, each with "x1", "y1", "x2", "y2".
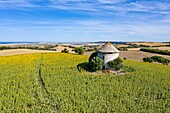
[{"x1": 98, "y1": 42, "x2": 119, "y2": 53}]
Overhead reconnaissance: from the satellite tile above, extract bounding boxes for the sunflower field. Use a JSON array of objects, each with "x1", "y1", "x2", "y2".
[{"x1": 0, "y1": 53, "x2": 169, "y2": 112}]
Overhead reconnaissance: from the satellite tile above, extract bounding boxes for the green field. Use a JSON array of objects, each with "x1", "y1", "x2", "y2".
[{"x1": 0, "y1": 53, "x2": 170, "y2": 112}]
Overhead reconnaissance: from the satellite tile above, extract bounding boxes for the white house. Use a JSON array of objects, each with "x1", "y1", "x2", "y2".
[{"x1": 98, "y1": 42, "x2": 120, "y2": 69}]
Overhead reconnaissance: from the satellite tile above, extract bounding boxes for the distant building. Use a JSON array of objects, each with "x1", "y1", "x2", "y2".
[{"x1": 98, "y1": 42, "x2": 119, "y2": 69}]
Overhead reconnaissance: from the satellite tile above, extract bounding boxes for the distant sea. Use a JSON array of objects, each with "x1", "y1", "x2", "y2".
[
  {"x1": 0, "y1": 41, "x2": 127, "y2": 45},
  {"x1": 0, "y1": 42, "x2": 39, "y2": 44}
]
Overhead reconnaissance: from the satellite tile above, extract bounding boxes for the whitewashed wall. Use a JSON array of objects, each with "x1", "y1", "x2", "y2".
[
  {"x1": 104, "y1": 53, "x2": 119, "y2": 64},
  {"x1": 98, "y1": 52, "x2": 119, "y2": 64}
]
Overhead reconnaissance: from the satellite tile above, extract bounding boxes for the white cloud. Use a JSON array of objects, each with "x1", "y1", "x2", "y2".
[
  {"x1": 1, "y1": 19, "x2": 170, "y2": 41},
  {"x1": 0, "y1": 0, "x2": 170, "y2": 41},
  {"x1": 0, "y1": 0, "x2": 169, "y2": 16},
  {"x1": 0, "y1": 0, "x2": 39, "y2": 8}
]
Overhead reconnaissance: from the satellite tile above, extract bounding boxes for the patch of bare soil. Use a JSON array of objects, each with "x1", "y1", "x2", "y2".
[
  {"x1": 102, "y1": 70, "x2": 126, "y2": 75},
  {"x1": 0, "y1": 44, "x2": 15, "y2": 46},
  {"x1": 85, "y1": 50, "x2": 170, "y2": 61},
  {"x1": 0, "y1": 49, "x2": 55, "y2": 56},
  {"x1": 127, "y1": 42, "x2": 170, "y2": 47},
  {"x1": 114, "y1": 44, "x2": 129, "y2": 48},
  {"x1": 84, "y1": 51, "x2": 93, "y2": 55},
  {"x1": 53, "y1": 46, "x2": 74, "y2": 53},
  {"x1": 152, "y1": 47, "x2": 170, "y2": 51},
  {"x1": 127, "y1": 48, "x2": 141, "y2": 51},
  {"x1": 92, "y1": 70, "x2": 126, "y2": 75},
  {"x1": 120, "y1": 51, "x2": 170, "y2": 61}
]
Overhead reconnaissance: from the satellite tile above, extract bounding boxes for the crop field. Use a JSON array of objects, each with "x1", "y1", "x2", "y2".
[
  {"x1": 119, "y1": 51, "x2": 170, "y2": 61},
  {"x1": 0, "y1": 49, "x2": 55, "y2": 56},
  {"x1": 127, "y1": 42, "x2": 170, "y2": 47},
  {"x1": 0, "y1": 53, "x2": 170, "y2": 112},
  {"x1": 153, "y1": 47, "x2": 170, "y2": 51}
]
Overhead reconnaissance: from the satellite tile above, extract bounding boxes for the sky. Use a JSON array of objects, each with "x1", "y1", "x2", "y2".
[{"x1": 0, "y1": 0, "x2": 170, "y2": 42}]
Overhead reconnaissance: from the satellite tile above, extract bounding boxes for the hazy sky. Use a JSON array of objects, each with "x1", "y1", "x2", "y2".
[{"x1": 0, "y1": 0, "x2": 170, "y2": 42}]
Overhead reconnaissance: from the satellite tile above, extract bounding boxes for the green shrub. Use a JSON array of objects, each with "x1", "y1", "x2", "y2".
[
  {"x1": 128, "y1": 44, "x2": 140, "y2": 48},
  {"x1": 143, "y1": 56, "x2": 170, "y2": 65},
  {"x1": 89, "y1": 57, "x2": 104, "y2": 71},
  {"x1": 118, "y1": 47, "x2": 128, "y2": 51},
  {"x1": 139, "y1": 45, "x2": 150, "y2": 47},
  {"x1": 150, "y1": 56, "x2": 170, "y2": 65},
  {"x1": 93, "y1": 47, "x2": 98, "y2": 51},
  {"x1": 77, "y1": 62, "x2": 89, "y2": 72},
  {"x1": 61, "y1": 48, "x2": 69, "y2": 53},
  {"x1": 74, "y1": 47, "x2": 85, "y2": 55},
  {"x1": 108, "y1": 57, "x2": 123, "y2": 70},
  {"x1": 143, "y1": 57, "x2": 153, "y2": 63}
]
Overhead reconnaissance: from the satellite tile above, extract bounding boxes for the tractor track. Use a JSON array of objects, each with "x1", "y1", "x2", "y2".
[{"x1": 35, "y1": 53, "x2": 59, "y2": 112}]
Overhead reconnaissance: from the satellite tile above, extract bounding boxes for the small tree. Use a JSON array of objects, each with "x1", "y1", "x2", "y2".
[
  {"x1": 108, "y1": 57, "x2": 123, "y2": 70},
  {"x1": 61, "y1": 48, "x2": 69, "y2": 53},
  {"x1": 118, "y1": 47, "x2": 128, "y2": 51},
  {"x1": 89, "y1": 51, "x2": 98, "y2": 63},
  {"x1": 89, "y1": 57, "x2": 104, "y2": 71},
  {"x1": 74, "y1": 47, "x2": 85, "y2": 55}
]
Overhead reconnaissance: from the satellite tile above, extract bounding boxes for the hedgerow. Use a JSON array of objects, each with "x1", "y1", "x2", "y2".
[
  {"x1": 140, "y1": 48, "x2": 170, "y2": 55},
  {"x1": 143, "y1": 56, "x2": 170, "y2": 65}
]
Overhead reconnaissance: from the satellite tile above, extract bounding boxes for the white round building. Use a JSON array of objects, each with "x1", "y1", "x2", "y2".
[{"x1": 98, "y1": 42, "x2": 120, "y2": 69}]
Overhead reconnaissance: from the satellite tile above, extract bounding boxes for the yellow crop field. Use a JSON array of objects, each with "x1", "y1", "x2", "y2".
[{"x1": 0, "y1": 53, "x2": 170, "y2": 112}]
